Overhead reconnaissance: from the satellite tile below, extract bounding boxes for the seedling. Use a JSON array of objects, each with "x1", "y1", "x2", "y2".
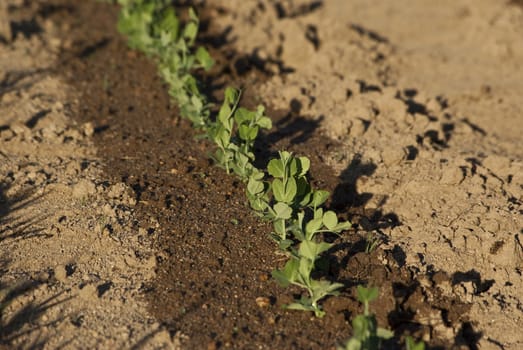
[
  {"x1": 338, "y1": 286, "x2": 393, "y2": 350},
  {"x1": 364, "y1": 232, "x2": 381, "y2": 254},
  {"x1": 406, "y1": 336, "x2": 425, "y2": 350},
  {"x1": 254, "y1": 152, "x2": 351, "y2": 247},
  {"x1": 209, "y1": 87, "x2": 272, "y2": 180},
  {"x1": 256, "y1": 151, "x2": 351, "y2": 315},
  {"x1": 117, "y1": 1, "x2": 213, "y2": 128},
  {"x1": 272, "y1": 240, "x2": 343, "y2": 317}
]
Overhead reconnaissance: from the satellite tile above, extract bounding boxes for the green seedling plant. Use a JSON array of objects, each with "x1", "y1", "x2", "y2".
[
  {"x1": 365, "y1": 231, "x2": 381, "y2": 254},
  {"x1": 156, "y1": 7, "x2": 213, "y2": 127},
  {"x1": 117, "y1": 0, "x2": 163, "y2": 53},
  {"x1": 338, "y1": 286, "x2": 393, "y2": 350},
  {"x1": 117, "y1": 0, "x2": 213, "y2": 128},
  {"x1": 406, "y1": 336, "x2": 425, "y2": 350},
  {"x1": 248, "y1": 151, "x2": 350, "y2": 246},
  {"x1": 246, "y1": 151, "x2": 351, "y2": 316},
  {"x1": 209, "y1": 87, "x2": 272, "y2": 180},
  {"x1": 272, "y1": 240, "x2": 344, "y2": 317}
]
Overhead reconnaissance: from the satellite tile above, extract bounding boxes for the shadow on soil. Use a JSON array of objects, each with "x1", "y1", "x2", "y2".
[
  {"x1": 0, "y1": 184, "x2": 81, "y2": 349},
  {"x1": 0, "y1": 183, "x2": 49, "y2": 242},
  {"x1": 0, "y1": 69, "x2": 50, "y2": 101},
  {"x1": 0, "y1": 280, "x2": 69, "y2": 349},
  {"x1": 0, "y1": 183, "x2": 65, "y2": 348}
]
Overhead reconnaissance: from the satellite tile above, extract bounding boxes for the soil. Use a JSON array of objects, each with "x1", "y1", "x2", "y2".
[{"x1": 0, "y1": 1, "x2": 521, "y2": 350}]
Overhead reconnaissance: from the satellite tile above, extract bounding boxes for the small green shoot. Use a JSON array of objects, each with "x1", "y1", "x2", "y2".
[
  {"x1": 272, "y1": 240, "x2": 343, "y2": 317},
  {"x1": 338, "y1": 286, "x2": 393, "y2": 350},
  {"x1": 406, "y1": 336, "x2": 425, "y2": 350},
  {"x1": 116, "y1": 1, "x2": 213, "y2": 128},
  {"x1": 209, "y1": 87, "x2": 272, "y2": 180},
  {"x1": 259, "y1": 151, "x2": 351, "y2": 316},
  {"x1": 364, "y1": 232, "x2": 381, "y2": 254}
]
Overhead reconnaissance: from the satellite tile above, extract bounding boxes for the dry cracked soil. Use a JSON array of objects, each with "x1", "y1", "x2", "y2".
[{"x1": 0, "y1": 1, "x2": 522, "y2": 349}]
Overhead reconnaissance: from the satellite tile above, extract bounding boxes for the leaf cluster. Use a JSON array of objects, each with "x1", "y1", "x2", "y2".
[
  {"x1": 209, "y1": 87, "x2": 272, "y2": 180},
  {"x1": 338, "y1": 286, "x2": 425, "y2": 350},
  {"x1": 248, "y1": 151, "x2": 351, "y2": 317},
  {"x1": 117, "y1": 0, "x2": 213, "y2": 128}
]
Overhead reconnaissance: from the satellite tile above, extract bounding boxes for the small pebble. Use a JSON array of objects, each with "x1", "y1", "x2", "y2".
[{"x1": 256, "y1": 296, "x2": 270, "y2": 308}]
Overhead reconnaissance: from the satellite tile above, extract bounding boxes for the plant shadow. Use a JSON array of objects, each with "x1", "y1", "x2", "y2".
[
  {"x1": 0, "y1": 258, "x2": 71, "y2": 348},
  {"x1": 0, "y1": 181, "x2": 74, "y2": 348},
  {"x1": 0, "y1": 69, "x2": 50, "y2": 102},
  {"x1": 0, "y1": 284, "x2": 68, "y2": 348},
  {"x1": 0, "y1": 182, "x2": 50, "y2": 242},
  {"x1": 330, "y1": 154, "x2": 400, "y2": 232}
]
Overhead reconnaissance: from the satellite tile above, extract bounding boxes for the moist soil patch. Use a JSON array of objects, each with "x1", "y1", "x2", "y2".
[{"x1": 49, "y1": 1, "x2": 479, "y2": 349}]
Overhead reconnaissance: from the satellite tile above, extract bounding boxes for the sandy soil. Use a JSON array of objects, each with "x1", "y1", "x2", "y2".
[
  {"x1": 1, "y1": 0, "x2": 522, "y2": 349},
  {"x1": 0, "y1": 1, "x2": 175, "y2": 348}
]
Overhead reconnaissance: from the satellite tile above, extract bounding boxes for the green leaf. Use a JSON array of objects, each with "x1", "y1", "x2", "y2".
[
  {"x1": 406, "y1": 336, "x2": 425, "y2": 350},
  {"x1": 233, "y1": 107, "x2": 252, "y2": 125},
  {"x1": 190, "y1": 94, "x2": 203, "y2": 111},
  {"x1": 257, "y1": 116, "x2": 272, "y2": 129},
  {"x1": 356, "y1": 286, "x2": 379, "y2": 304},
  {"x1": 250, "y1": 169, "x2": 265, "y2": 181},
  {"x1": 195, "y1": 46, "x2": 214, "y2": 70},
  {"x1": 289, "y1": 158, "x2": 299, "y2": 176},
  {"x1": 239, "y1": 124, "x2": 258, "y2": 141},
  {"x1": 272, "y1": 177, "x2": 297, "y2": 203},
  {"x1": 283, "y1": 177, "x2": 297, "y2": 203},
  {"x1": 272, "y1": 179, "x2": 285, "y2": 202},
  {"x1": 182, "y1": 20, "x2": 198, "y2": 43},
  {"x1": 278, "y1": 239, "x2": 293, "y2": 250},
  {"x1": 273, "y1": 219, "x2": 286, "y2": 236},
  {"x1": 298, "y1": 156, "x2": 310, "y2": 176},
  {"x1": 295, "y1": 177, "x2": 310, "y2": 196},
  {"x1": 249, "y1": 197, "x2": 268, "y2": 212},
  {"x1": 274, "y1": 202, "x2": 292, "y2": 220},
  {"x1": 311, "y1": 280, "x2": 344, "y2": 296},
  {"x1": 312, "y1": 190, "x2": 330, "y2": 207},
  {"x1": 299, "y1": 240, "x2": 332, "y2": 261},
  {"x1": 218, "y1": 103, "x2": 232, "y2": 126},
  {"x1": 224, "y1": 87, "x2": 239, "y2": 104},
  {"x1": 285, "y1": 302, "x2": 315, "y2": 312},
  {"x1": 299, "y1": 192, "x2": 312, "y2": 207},
  {"x1": 376, "y1": 327, "x2": 394, "y2": 340},
  {"x1": 352, "y1": 314, "x2": 370, "y2": 339},
  {"x1": 268, "y1": 159, "x2": 285, "y2": 178},
  {"x1": 188, "y1": 7, "x2": 198, "y2": 22},
  {"x1": 298, "y1": 256, "x2": 314, "y2": 284},
  {"x1": 323, "y1": 211, "x2": 338, "y2": 230},
  {"x1": 272, "y1": 258, "x2": 299, "y2": 287},
  {"x1": 291, "y1": 227, "x2": 306, "y2": 242},
  {"x1": 342, "y1": 338, "x2": 362, "y2": 350},
  {"x1": 279, "y1": 151, "x2": 291, "y2": 162},
  {"x1": 216, "y1": 128, "x2": 231, "y2": 149},
  {"x1": 157, "y1": 7, "x2": 179, "y2": 41},
  {"x1": 334, "y1": 220, "x2": 352, "y2": 232},
  {"x1": 272, "y1": 270, "x2": 290, "y2": 288},
  {"x1": 213, "y1": 148, "x2": 225, "y2": 163},
  {"x1": 234, "y1": 151, "x2": 250, "y2": 167},
  {"x1": 247, "y1": 178, "x2": 264, "y2": 195},
  {"x1": 305, "y1": 217, "x2": 323, "y2": 238}
]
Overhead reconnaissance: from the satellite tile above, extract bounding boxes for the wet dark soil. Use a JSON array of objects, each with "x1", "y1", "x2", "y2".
[{"x1": 46, "y1": 0, "x2": 479, "y2": 349}]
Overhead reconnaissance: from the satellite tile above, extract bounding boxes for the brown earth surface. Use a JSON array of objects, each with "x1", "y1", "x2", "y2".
[{"x1": 0, "y1": 1, "x2": 522, "y2": 349}]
